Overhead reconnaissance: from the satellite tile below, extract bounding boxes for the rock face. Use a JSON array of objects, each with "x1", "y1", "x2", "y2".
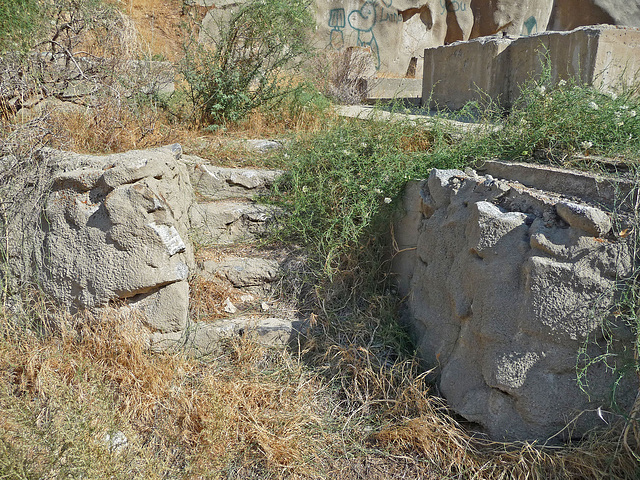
[
  {"x1": 34, "y1": 145, "x2": 194, "y2": 333},
  {"x1": 393, "y1": 162, "x2": 637, "y2": 441}
]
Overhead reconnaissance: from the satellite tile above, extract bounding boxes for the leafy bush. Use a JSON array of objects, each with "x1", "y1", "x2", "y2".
[{"x1": 180, "y1": 0, "x2": 314, "y2": 127}]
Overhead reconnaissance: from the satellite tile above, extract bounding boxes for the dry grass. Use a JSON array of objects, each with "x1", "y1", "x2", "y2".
[
  {"x1": 0, "y1": 305, "x2": 329, "y2": 478},
  {"x1": 189, "y1": 276, "x2": 240, "y2": 322},
  {"x1": 1, "y1": 287, "x2": 639, "y2": 479},
  {"x1": 2, "y1": 3, "x2": 640, "y2": 479},
  {"x1": 375, "y1": 417, "x2": 639, "y2": 479},
  {"x1": 48, "y1": 100, "x2": 179, "y2": 154}
]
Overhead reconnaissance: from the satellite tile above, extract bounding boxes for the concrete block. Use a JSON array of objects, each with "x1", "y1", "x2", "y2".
[
  {"x1": 366, "y1": 77, "x2": 423, "y2": 102},
  {"x1": 423, "y1": 25, "x2": 640, "y2": 110}
]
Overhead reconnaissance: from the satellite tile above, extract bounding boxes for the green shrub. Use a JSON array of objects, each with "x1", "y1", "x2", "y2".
[
  {"x1": 0, "y1": 0, "x2": 43, "y2": 52},
  {"x1": 179, "y1": 0, "x2": 315, "y2": 127},
  {"x1": 271, "y1": 120, "x2": 461, "y2": 279}
]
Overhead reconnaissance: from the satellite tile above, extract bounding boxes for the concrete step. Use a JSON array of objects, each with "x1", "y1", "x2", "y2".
[
  {"x1": 189, "y1": 200, "x2": 282, "y2": 245},
  {"x1": 192, "y1": 245, "x2": 303, "y2": 313},
  {"x1": 200, "y1": 255, "x2": 280, "y2": 293},
  {"x1": 149, "y1": 316, "x2": 306, "y2": 355},
  {"x1": 183, "y1": 157, "x2": 283, "y2": 201}
]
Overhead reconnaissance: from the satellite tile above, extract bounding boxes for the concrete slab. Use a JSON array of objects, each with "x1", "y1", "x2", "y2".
[
  {"x1": 423, "y1": 25, "x2": 640, "y2": 110},
  {"x1": 477, "y1": 160, "x2": 636, "y2": 208},
  {"x1": 365, "y1": 77, "x2": 423, "y2": 102},
  {"x1": 335, "y1": 105, "x2": 500, "y2": 138}
]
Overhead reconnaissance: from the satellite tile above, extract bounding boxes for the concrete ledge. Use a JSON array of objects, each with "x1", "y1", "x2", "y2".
[
  {"x1": 335, "y1": 105, "x2": 500, "y2": 138},
  {"x1": 365, "y1": 77, "x2": 423, "y2": 103},
  {"x1": 477, "y1": 160, "x2": 636, "y2": 208}
]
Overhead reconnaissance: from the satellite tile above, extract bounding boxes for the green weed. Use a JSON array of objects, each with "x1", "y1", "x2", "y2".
[
  {"x1": 270, "y1": 118, "x2": 462, "y2": 280},
  {"x1": 178, "y1": 0, "x2": 314, "y2": 127},
  {"x1": 500, "y1": 79, "x2": 640, "y2": 162}
]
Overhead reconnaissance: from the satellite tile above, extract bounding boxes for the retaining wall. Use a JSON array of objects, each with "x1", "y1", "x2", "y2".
[{"x1": 393, "y1": 161, "x2": 638, "y2": 441}]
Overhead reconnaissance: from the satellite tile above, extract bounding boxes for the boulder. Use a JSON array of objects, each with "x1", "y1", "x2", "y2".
[
  {"x1": 9, "y1": 145, "x2": 195, "y2": 333},
  {"x1": 393, "y1": 165, "x2": 637, "y2": 441}
]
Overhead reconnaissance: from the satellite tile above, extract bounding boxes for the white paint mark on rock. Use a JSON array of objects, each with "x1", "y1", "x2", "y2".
[{"x1": 148, "y1": 222, "x2": 186, "y2": 256}]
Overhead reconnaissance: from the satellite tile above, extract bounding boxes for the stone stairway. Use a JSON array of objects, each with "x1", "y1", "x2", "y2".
[{"x1": 149, "y1": 154, "x2": 307, "y2": 355}]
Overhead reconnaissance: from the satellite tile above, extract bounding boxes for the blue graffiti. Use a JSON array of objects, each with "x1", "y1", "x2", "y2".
[
  {"x1": 328, "y1": 8, "x2": 346, "y2": 50},
  {"x1": 522, "y1": 16, "x2": 538, "y2": 36},
  {"x1": 348, "y1": 1, "x2": 380, "y2": 69},
  {"x1": 439, "y1": 0, "x2": 467, "y2": 15},
  {"x1": 336, "y1": 0, "x2": 402, "y2": 69},
  {"x1": 379, "y1": 9, "x2": 401, "y2": 23}
]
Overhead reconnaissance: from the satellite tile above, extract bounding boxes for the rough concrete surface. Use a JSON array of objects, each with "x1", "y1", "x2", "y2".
[
  {"x1": 199, "y1": 0, "x2": 640, "y2": 79},
  {"x1": 189, "y1": 200, "x2": 281, "y2": 245},
  {"x1": 393, "y1": 164, "x2": 637, "y2": 441},
  {"x1": 423, "y1": 25, "x2": 640, "y2": 110},
  {"x1": 184, "y1": 158, "x2": 282, "y2": 201},
  {"x1": 6, "y1": 143, "x2": 300, "y2": 353},
  {"x1": 22, "y1": 145, "x2": 195, "y2": 333}
]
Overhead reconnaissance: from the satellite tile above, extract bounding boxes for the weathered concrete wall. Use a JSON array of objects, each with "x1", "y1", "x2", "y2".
[
  {"x1": 393, "y1": 162, "x2": 638, "y2": 441},
  {"x1": 4, "y1": 143, "x2": 302, "y2": 353},
  {"x1": 423, "y1": 25, "x2": 640, "y2": 110},
  {"x1": 30, "y1": 146, "x2": 195, "y2": 333},
  {"x1": 198, "y1": 0, "x2": 640, "y2": 80}
]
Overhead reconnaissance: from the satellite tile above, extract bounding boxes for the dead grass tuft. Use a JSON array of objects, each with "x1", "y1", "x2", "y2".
[
  {"x1": 0, "y1": 302, "x2": 331, "y2": 478},
  {"x1": 47, "y1": 99, "x2": 178, "y2": 154},
  {"x1": 375, "y1": 414, "x2": 640, "y2": 479}
]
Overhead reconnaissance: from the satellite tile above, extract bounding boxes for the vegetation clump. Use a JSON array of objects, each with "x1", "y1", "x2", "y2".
[{"x1": 179, "y1": 0, "x2": 315, "y2": 127}]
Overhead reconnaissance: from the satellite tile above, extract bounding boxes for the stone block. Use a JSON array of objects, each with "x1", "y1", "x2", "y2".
[
  {"x1": 423, "y1": 25, "x2": 640, "y2": 110},
  {"x1": 393, "y1": 165, "x2": 637, "y2": 442}
]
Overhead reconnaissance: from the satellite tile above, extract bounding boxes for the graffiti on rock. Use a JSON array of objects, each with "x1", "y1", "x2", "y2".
[
  {"x1": 328, "y1": 8, "x2": 346, "y2": 50},
  {"x1": 522, "y1": 15, "x2": 538, "y2": 36},
  {"x1": 439, "y1": 0, "x2": 467, "y2": 15}
]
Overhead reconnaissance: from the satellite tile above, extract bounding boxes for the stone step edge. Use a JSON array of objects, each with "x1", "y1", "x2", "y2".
[{"x1": 149, "y1": 316, "x2": 308, "y2": 355}]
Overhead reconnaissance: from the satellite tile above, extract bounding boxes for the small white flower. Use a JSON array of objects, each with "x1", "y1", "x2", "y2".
[
  {"x1": 342, "y1": 150, "x2": 350, "y2": 155},
  {"x1": 588, "y1": 101, "x2": 599, "y2": 110},
  {"x1": 615, "y1": 111, "x2": 622, "y2": 118},
  {"x1": 580, "y1": 141, "x2": 593, "y2": 149},
  {"x1": 383, "y1": 197, "x2": 392, "y2": 204},
  {"x1": 621, "y1": 105, "x2": 630, "y2": 110},
  {"x1": 558, "y1": 79, "x2": 567, "y2": 87},
  {"x1": 360, "y1": 184, "x2": 367, "y2": 190},
  {"x1": 302, "y1": 186, "x2": 308, "y2": 193},
  {"x1": 618, "y1": 121, "x2": 625, "y2": 127},
  {"x1": 374, "y1": 188, "x2": 382, "y2": 194},
  {"x1": 284, "y1": 153, "x2": 289, "y2": 159},
  {"x1": 630, "y1": 110, "x2": 637, "y2": 117},
  {"x1": 360, "y1": 142, "x2": 368, "y2": 148},
  {"x1": 536, "y1": 85, "x2": 546, "y2": 95}
]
